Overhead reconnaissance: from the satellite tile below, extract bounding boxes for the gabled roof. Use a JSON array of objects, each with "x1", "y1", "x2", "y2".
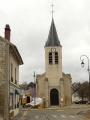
[
  {"x1": 45, "y1": 18, "x2": 61, "y2": 47},
  {"x1": 36, "y1": 73, "x2": 46, "y2": 80},
  {"x1": 10, "y1": 44, "x2": 23, "y2": 65},
  {"x1": 63, "y1": 72, "x2": 71, "y2": 78},
  {"x1": 0, "y1": 36, "x2": 23, "y2": 65}
]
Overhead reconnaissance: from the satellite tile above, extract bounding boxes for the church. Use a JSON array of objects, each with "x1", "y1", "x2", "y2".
[{"x1": 36, "y1": 18, "x2": 72, "y2": 107}]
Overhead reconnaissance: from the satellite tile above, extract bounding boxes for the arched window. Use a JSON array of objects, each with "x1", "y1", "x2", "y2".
[
  {"x1": 55, "y1": 52, "x2": 58, "y2": 64},
  {"x1": 49, "y1": 52, "x2": 52, "y2": 64}
]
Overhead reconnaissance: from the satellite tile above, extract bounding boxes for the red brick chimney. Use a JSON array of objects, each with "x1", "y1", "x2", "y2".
[{"x1": 4, "y1": 24, "x2": 11, "y2": 41}]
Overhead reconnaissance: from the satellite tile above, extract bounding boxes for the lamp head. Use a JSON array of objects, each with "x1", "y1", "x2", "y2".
[{"x1": 81, "y1": 61, "x2": 84, "y2": 67}]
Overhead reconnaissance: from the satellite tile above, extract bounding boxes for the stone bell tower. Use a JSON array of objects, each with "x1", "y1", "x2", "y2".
[
  {"x1": 45, "y1": 18, "x2": 62, "y2": 86},
  {"x1": 44, "y1": 18, "x2": 63, "y2": 106},
  {"x1": 36, "y1": 7, "x2": 72, "y2": 107}
]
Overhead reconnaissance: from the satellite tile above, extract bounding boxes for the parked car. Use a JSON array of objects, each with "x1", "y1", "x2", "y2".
[{"x1": 75, "y1": 99, "x2": 88, "y2": 104}]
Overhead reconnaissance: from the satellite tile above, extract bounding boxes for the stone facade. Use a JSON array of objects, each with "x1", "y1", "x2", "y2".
[
  {"x1": 45, "y1": 47, "x2": 62, "y2": 85},
  {"x1": 36, "y1": 73, "x2": 72, "y2": 107},
  {"x1": 36, "y1": 18, "x2": 72, "y2": 107},
  {"x1": 0, "y1": 24, "x2": 23, "y2": 120},
  {"x1": 0, "y1": 38, "x2": 9, "y2": 119}
]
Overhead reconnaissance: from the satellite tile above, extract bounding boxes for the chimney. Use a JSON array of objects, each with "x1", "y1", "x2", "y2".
[{"x1": 4, "y1": 24, "x2": 11, "y2": 41}]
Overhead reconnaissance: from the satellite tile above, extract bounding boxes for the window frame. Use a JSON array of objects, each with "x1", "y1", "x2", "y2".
[
  {"x1": 55, "y1": 52, "x2": 59, "y2": 64},
  {"x1": 49, "y1": 52, "x2": 53, "y2": 64}
]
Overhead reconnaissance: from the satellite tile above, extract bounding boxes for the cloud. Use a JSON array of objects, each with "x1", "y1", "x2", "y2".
[{"x1": 0, "y1": 0, "x2": 90, "y2": 84}]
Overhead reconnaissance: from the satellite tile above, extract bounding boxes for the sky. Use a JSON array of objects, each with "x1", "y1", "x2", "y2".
[{"x1": 0, "y1": 0, "x2": 90, "y2": 84}]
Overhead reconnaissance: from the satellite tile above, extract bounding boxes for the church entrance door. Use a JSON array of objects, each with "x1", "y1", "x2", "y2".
[{"x1": 50, "y1": 88, "x2": 59, "y2": 105}]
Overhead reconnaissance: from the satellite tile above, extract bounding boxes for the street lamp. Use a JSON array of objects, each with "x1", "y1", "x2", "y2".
[
  {"x1": 80, "y1": 55, "x2": 90, "y2": 104},
  {"x1": 33, "y1": 71, "x2": 36, "y2": 107}
]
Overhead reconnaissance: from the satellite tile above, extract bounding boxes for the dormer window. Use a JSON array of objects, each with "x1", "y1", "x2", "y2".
[
  {"x1": 55, "y1": 52, "x2": 58, "y2": 64},
  {"x1": 49, "y1": 52, "x2": 53, "y2": 64}
]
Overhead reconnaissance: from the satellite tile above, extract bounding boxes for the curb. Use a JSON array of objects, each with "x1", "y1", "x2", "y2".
[
  {"x1": 76, "y1": 110, "x2": 90, "y2": 120},
  {"x1": 77, "y1": 115, "x2": 90, "y2": 120},
  {"x1": 30, "y1": 104, "x2": 90, "y2": 110}
]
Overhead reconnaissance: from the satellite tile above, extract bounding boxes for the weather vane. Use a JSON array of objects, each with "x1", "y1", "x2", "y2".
[{"x1": 51, "y1": 3, "x2": 54, "y2": 18}]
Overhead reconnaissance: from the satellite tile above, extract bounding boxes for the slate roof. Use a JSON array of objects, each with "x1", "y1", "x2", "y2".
[{"x1": 45, "y1": 18, "x2": 61, "y2": 47}]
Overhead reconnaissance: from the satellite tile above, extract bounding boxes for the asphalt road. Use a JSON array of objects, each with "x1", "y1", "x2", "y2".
[{"x1": 16, "y1": 108, "x2": 89, "y2": 120}]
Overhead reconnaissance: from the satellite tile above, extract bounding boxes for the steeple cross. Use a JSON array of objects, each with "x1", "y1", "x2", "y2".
[{"x1": 51, "y1": 3, "x2": 54, "y2": 18}]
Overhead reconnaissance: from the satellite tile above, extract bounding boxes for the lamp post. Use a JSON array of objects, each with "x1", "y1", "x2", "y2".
[
  {"x1": 33, "y1": 71, "x2": 36, "y2": 107},
  {"x1": 80, "y1": 55, "x2": 90, "y2": 103}
]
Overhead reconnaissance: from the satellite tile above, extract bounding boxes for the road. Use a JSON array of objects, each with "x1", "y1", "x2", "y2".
[{"x1": 17, "y1": 108, "x2": 89, "y2": 120}]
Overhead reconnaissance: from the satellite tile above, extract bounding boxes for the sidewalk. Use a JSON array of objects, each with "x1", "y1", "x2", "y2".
[
  {"x1": 43, "y1": 104, "x2": 90, "y2": 110},
  {"x1": 12, "y1": 108, "x2": 28, "y2": 120},
  {"x1": 77, "y1": 110, "x2": 90, "y2": 120},
  {"x1": 67, "y1": 104, "x2": 90, "y2": 120}
]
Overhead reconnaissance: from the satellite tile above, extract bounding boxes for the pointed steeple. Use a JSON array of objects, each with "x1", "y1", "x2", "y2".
[{"x1": 45, "y1": 18, "x2": 61, "y2": 47}]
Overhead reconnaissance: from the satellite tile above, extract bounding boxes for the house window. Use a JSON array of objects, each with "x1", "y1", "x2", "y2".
[
  {"x1": 15, "y1": 93, "x2": 19, "y2": 108},
  {"x1": 10, "y1": 93, "x2": 13, "y2": 110},
  {"x1": 55, "y1": 52, "x2": 58, "y2": 64},
  {"x1": 15, "y1": 68, "x2": 17, "y2": 84},
  {"x1": 49, "y1": 52, "x2": 52, "y2": 64},
  {"x1": 11, "y1": 63, "x2": 13, "y2": 82},
  {"x1": 15, "y1": 95, "x2": 16, "y2": 108}
]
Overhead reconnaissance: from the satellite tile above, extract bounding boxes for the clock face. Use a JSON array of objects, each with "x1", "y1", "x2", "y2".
[{"x1": 51, "y1": 48, "x2": 56, "y2": 53}]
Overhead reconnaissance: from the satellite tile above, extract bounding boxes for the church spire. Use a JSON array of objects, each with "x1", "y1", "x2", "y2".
[
  {"x1": 45, "y1": 17, "x2": 61, "y2": 47},
  {"x1": 45, "y1": 4, "x2": 61, "y2": 47},
  {"x1": 51, "y1": 3, "x2": 54, "y2": 19}
]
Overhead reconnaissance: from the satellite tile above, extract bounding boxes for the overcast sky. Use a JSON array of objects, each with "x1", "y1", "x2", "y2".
[{"x1": 0, "y1": 0, "x2": 90, "y2": 84}]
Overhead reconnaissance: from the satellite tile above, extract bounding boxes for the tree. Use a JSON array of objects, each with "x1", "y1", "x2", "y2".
[
  {"x1": 27, "y1": 82, "x2": 36, "y2": 97},
  {"x1": 27, "y1": 82, "x2": 36, "y2": 89},
  {"x1": 72, "y1": 82, "x2": 80, "y2": 95},
  {"x1": 72, "y1": 81, "x2": 89, "y2": 101},
  {"x1": 19, "y1": 82, "x2": 28, "y2": 90}
]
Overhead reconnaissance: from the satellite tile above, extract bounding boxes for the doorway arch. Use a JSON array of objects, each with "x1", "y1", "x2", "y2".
[{"x1": 50, "y1": 88, "x2": 59, "y2": 105}]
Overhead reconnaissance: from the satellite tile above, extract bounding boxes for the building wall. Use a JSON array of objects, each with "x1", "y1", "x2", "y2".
[
  {"x1": 37, "y1": 46, "x2": 72, "y2": 107},
  {"x1": 60, "y1": 79, "x2": 64, "y2": 106},
  {"x1": 10, "y1": 84, "x2": 20, "y2": 115},
  {"x1": 63, "y1": 74, "x2": 72, "y2": 106},
  {"x1": 0, "y1": 38, "x2": 21, "y2": 118},
  {"x1": 9, "y1": 51, "x2": 20, "y2": 116},
  {"x1": 36, "y1": 74, "x2": 46, "y2": 98},
  {"x1": 0, "y1": 40, "x2": 6, "y2": 116},
  {"x1": 44, "y1": 46, "x2": 62, "y2": 107},
  {"x1": 10, "y1": 52, "x2": 19, "y2": 85},
  {"x1": 0, "y1": 38, "x2": 9, "y2": 120},
  {"x1": 45, "y1": 46, "x2": 62, "y2": 86}
]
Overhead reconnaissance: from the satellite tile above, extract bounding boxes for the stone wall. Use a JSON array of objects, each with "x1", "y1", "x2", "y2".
[
  {"x1": 63, "y1": 74, "x2": 72, "y2": 106},
  {"x1": 0, "y1": 40, "x2": 6, "y2": 117}
]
